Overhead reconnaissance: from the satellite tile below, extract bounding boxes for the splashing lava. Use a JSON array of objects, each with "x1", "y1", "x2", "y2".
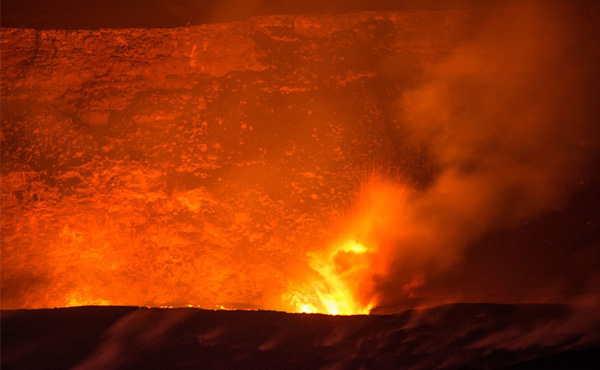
[{"x1": 286, "y1": 239, "x2": 374, "y2": 315}]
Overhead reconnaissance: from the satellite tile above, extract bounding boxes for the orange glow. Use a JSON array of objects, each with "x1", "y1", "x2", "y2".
[
  {"x1": 282, "y1": 177, "x2": 413, "y2": 315},
  {"x1": 66, "y1": 296, "x2": 112, "y2": 308},
  {"x1": 3, "y1": 7, "x2": 487, "y2": 312},
  {"x1": 2, "y1": 3, "x2": 598, "y2": 314},
  {"x1": 285, "y1": 240, "x2": 374, "y2": 315}
]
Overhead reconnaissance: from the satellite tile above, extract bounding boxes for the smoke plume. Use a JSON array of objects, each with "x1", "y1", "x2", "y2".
[{"x1": 352, "y1": 1, "x2": 600, "y2": 308}]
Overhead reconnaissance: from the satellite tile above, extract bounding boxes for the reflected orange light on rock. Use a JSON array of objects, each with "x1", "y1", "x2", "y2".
[
  {"x1": 2, "y1": 2, "x2": 598, "y2": 314},
  {"x1": 3, "y1": 10, "x2": 446, "y2": 311}
]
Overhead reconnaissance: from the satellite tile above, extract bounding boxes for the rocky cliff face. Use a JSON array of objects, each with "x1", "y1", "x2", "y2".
[{"x1": 1, "y1": 9, "x2": 498, "y2": 309}]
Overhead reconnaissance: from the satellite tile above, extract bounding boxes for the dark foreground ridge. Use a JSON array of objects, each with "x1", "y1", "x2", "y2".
[{"x1": 2, "y1": 303, "x2": 600, "y2": 370}]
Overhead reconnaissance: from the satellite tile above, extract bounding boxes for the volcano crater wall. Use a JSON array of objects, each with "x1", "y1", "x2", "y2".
[{"x1": 0, "y1": 9, "x2": 516, "y2": 309}]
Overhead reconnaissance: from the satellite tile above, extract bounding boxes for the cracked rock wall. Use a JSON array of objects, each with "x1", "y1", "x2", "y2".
[{"x1": 1, "y1": 10, "x2": 485, "y2": 309}]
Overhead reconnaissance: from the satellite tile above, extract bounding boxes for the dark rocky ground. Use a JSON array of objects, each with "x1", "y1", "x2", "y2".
[{"x1": 2, "y1": 303, "x2": 600, "y2": 370}]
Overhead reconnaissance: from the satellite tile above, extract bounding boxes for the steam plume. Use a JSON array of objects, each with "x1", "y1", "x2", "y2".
[{"x1": 356, "y1": 2, "x2": 600, "y2": 308}]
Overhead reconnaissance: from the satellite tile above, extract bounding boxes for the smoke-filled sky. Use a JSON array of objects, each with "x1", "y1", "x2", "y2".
[
  {"x1": 364, "y1": 1, "x2": 600, "y2": 308},
  {"x1": 280, "y1": 0, "x2": 600, "y2": 310}
]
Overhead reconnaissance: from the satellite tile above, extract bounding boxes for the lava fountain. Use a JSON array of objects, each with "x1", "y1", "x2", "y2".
[{"x1": 282, "y1": 176, "x2": 414, "y2": 315}]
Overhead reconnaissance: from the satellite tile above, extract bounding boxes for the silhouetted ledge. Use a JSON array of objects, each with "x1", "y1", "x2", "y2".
[
  {"x1": 2, "y1": 303, "x2": 599, "y2": 370},
  {"x1": 1, "y1": 0, "x2": 507, "y2": 29}
]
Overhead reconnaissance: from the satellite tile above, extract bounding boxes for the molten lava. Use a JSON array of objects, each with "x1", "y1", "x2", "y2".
[
  {"x1": 281, "y1": 176, "x2": 414, "y2": 315},
  {"x1": 287, "y1": 239, "x2": 374, "y2": 315}
]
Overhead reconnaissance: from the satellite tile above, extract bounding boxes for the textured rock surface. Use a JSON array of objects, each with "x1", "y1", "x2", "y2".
[{"x1": 1, "y1": 10, "x2": 489, "y2": 309}]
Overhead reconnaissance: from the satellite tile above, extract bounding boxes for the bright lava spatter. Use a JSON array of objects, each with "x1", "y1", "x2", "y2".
[{"x1": 285, "y1": 240, "x2": 374, "y2": 315}]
